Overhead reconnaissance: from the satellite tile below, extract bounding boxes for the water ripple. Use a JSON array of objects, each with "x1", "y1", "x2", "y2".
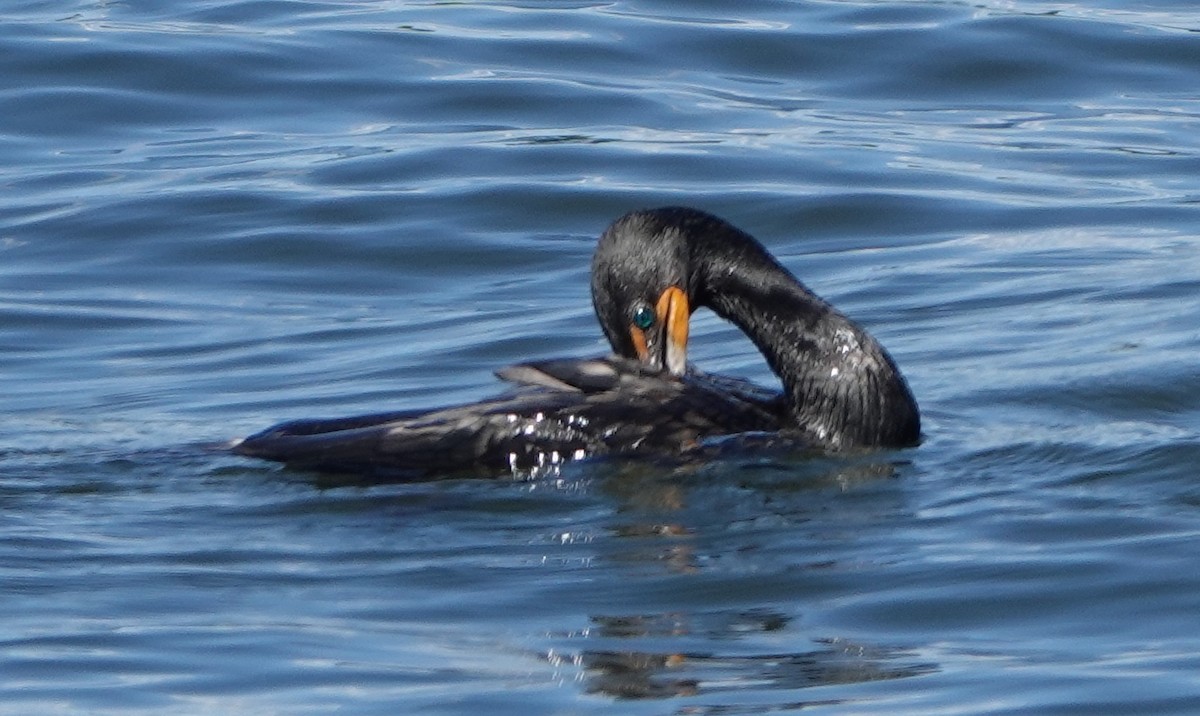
[{"x1": 3, "y1": 0, "x2": 1200, "y2": 713}]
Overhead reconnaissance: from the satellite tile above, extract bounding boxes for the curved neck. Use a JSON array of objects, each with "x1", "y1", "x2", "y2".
[{"x1": 690, "y1": 231, "x2": 920, "y2": 448}]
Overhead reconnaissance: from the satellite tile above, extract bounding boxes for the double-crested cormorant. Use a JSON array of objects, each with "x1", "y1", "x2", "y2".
[{"x1": 234, "y1": 207, "x2": 919, "y2": 478}]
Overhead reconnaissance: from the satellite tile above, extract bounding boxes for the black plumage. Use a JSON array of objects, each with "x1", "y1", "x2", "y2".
[
  {"x1": 592, "y1": 207, "x2": 920, "y2": 449},
  {"x1": 234, "y1": 207, "x2": 919, "y2": 478},
  {"x1": 235, "y1": 356, "x2": 783, "y2": 479}
]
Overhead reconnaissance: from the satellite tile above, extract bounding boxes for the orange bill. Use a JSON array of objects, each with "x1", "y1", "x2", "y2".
[
  {"x1": 629, "y1": 322, "x2": 650, "y2": 361},
  {"x1": 656, "y1": 285, "x2": 689, "y2": 376}
]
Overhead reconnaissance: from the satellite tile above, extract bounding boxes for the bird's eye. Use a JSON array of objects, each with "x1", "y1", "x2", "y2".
[{"x1": 632, "y1": 305, "x2": 655, "y2": 330}]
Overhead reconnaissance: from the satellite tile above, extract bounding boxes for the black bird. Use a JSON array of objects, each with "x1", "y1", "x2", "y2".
[{"x1": 234, "y1": 207, "x2": 919, "y2": 478}]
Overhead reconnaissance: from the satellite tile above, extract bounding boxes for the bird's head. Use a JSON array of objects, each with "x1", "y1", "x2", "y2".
[{"x1": 590, "y1": 209, "x2": 695, "y2": 377}]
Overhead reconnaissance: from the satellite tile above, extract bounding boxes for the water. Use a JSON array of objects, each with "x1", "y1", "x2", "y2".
[{"x1": 3, "y1": 0, "x2": 1200, "y2": 712}]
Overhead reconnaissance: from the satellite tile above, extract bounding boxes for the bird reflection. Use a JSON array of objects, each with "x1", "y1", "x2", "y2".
[
  {"x1": 535, "y1": 455, "x2": 933, "y2": 704},
  {"x1": 544, "y1": 610, "x2": 936, "y2": 702},
  {"x1": 589, "y1": 454, "x2": 905, "y2": 576}
]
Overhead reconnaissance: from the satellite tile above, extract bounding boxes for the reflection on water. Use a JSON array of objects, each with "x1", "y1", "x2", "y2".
[
  {"x1": 550, "y1": 609, "x2": 936, "y2": 703},
  {"x1": 535, "y1": 457, "x2": 933, "y2": 705}
]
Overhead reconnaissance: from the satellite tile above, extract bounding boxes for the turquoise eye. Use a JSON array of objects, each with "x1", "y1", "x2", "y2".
[{"x1": 632, "y1": 306, "x2": 655, "y2": 330}]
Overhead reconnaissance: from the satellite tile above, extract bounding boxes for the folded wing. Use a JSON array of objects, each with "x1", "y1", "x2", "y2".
[{"x1": 234, "y1": 357, "x2": 783, "y2": 479}]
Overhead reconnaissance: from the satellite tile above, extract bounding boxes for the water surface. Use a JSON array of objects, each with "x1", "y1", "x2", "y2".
[{"x1": 3, "y1": 1, "x2": 1200, "y2": 713}]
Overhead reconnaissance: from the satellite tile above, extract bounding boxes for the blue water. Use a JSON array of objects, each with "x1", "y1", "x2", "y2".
[{"x1": 3, "y1": 1, "x2": 1200, "y2": 713}]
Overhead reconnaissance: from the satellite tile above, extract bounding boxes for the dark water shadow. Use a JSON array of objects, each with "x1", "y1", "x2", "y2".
[
  {"x1": 548, "y1": 453, "x2": 936, "y2": 707},
  {"x1": 548, "y1": 608, "x2": 935, "y2": 707}
]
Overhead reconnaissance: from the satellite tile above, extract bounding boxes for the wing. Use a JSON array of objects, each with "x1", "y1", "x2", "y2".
[{"x1": 234, "y1": 356, "x2": 786, "y2": 479}]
